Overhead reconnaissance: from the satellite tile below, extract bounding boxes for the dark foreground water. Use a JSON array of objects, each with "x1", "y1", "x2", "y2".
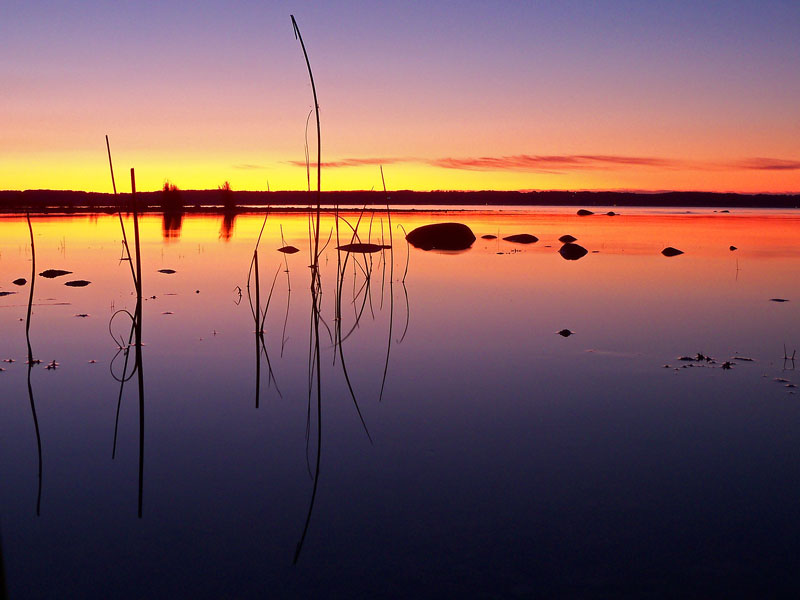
[{"x1": 1, "y1": 208, "x2": 799, "y2": 598}]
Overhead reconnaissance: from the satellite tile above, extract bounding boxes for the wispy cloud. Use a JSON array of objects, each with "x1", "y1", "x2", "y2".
[
  {"x1": 233, "y1": 163, "x2": 266, "y2": 170},
  {"x1": 428, "y1": 154, "x2": 684, "y2": 172},
  {"x1": 285, "y1": 154, "x2": 800, "y2": 173},
  {"x1": 735, "y1": 158, "x2": 800, "y2": 171},
  {"x1": 286, "y1": 157, "x2": 408, "y2": 168}
]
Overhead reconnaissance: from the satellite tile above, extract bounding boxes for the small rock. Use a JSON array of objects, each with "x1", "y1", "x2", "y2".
[
  {"x1": 278, "y1": 246, "x2": 300, "y2": 254},
  {"x1": 74, "y1": 314, "x2": 89, "y2": 318},
  {"x1": 721, "y1": 361, "x2": 733, "y2": 370},
  {"x1": 770, "y1": 298, "x2": 789, "y2": 303},
  {"x1": 337, "y1": 243, "x2": 384, "y2": 253},
  {"x1": 39, "y1": 269, "x2": 72, "y2": 278},
  {"x1": 481, "y1": 234, "x2": 497, "y2": 240},
  {"x1": 158, "y1": 269, "x2": 177, "y2": 274},
  {"x1": 577, "y1": 209, "x2": 594, "y2": 216},
  {"x1": 606, "y1": 211, "x2": 617, "y2": 216},
  {"x1": 729, "y1": 246, "x2": 737, "y2": 251},
  {"x1": 557, "y1": 329, "x2": 574, "y2": 337},
  {"x1": 65, "y1": 280, "x2": 91, "y2": 287},
  {"x1": 503, "y1": 234, "x2": 539, "y2": 244},
  {"x1": 0, "y1": 291, "x2": 15, "y2": 297},
  {"x1": 558, "y1": 234, "x2": 577, "y2": 243},
  {"x1": 661, "y1": 247, "x2": 684, "y2": 257},
  {"x1": 12, "y1": 278, "x2": 27, "y2": 286}
]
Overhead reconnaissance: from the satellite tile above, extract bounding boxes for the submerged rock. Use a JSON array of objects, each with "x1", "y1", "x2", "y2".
[
  {"x1": 406, "y1": 222, "x2": 476, "y2": 251},
  {"x1": 39, "y1": 269, "x2": 72, "y2": 278},
  {"x1": 12, "y1": 278, "x2": 27, "y2": 286},
  {"x1": 661, "y1": 247, "x2": 684, "y2": 257},
  {"x1": 503, "y1": 234, "x2": 538, "y2": 244},
  {"x1": 158, "y1": 268, "x2": 177, "y2": 274},
  {"x1": 336, "y1": 243, "x2": 384, "y2": 253},
  {"x1": 558, "y1": 234, "x2": 577, "y2": 243},
  {"x1": 558, "y1": 243, "x2": 588, "y2": 261},
  {"x1": 278, "y1": 245, "x2": 300, "y2": 254},
  {"x1": 577, "y1": 209, "x2": 594, "y2": 216},
  {"x1": 65, "y1": 280, "x2": 91, "y2": 287},
  {"x1": 481, "y1": 234, "x2": 497, "y2": 240}
]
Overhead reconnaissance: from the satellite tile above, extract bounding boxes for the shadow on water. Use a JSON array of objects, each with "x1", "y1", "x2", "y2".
[
  {"x1": 162, "y1": 211, "x2": 183, "y2": 242},
  {"x1": 220, "y1": 211, "x2": 236, "y2": 242},
  {"x1": 25, "y1": 213, "x2": 43, "y2": 516}
]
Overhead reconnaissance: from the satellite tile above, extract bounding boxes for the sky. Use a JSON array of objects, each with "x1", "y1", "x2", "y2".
[{"x1": 2, "y1": 0, "x2": 799, "y2": 193}]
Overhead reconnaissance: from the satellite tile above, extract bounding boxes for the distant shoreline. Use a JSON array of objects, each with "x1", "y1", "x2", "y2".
[{"x1": 1, "y1": 189, "x2": 798, "y2": 212}]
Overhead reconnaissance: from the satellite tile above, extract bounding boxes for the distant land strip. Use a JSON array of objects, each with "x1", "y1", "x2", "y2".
[{"x1": 1, "y1": 189, "x2": 798, "y2": 212}]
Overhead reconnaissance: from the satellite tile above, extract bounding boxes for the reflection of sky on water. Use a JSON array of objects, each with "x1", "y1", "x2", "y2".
[{"x1": 0, "y1": 209, "x2": 799, "y2": 598}]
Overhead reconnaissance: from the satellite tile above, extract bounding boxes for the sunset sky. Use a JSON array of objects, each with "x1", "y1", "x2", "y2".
[{"x1": 2, "y1": 1, "x2": 799, "y2": 193}]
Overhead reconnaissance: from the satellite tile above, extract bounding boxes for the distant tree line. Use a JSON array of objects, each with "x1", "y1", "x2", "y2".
[{"x1": 1, "y1": 188, "x2": 798, "y2": 212}]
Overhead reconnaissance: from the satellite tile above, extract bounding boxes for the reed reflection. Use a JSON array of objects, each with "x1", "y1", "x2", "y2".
[
  {"x1": 25, "y1": 213, "x2": 43, "y2": 516},
  {"x1": 108, "y1": 165, "x2": 146, "y2": 518},
  {"x1": 247, "y1": 214, "x2": 282, "y2": 408}
]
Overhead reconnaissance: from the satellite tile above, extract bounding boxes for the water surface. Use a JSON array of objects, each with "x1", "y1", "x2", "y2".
[{"x1": 1, "y1": 207, "x2": 799, "y2": 598}]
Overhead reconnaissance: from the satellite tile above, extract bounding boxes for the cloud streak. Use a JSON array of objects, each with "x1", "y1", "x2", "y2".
[
  {"x1": 286, "y1": 157, "x2": 408, "y2": 169},
  {"x1": 287, "y1": 154, "x2": 800, "y2": 173}
]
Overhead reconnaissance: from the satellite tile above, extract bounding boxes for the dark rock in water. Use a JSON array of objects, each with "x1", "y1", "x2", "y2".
[
  {"x1": 0, "y1": 291, "x2": 16, "y2": 297},
  {"x1": 606, "y1": 211, "x2": 617, "y2": 216},
  {"x1": 558, "y1": 234, "x2": 577, "y2": 243},
  {"x1": 661, "y1": 247, "x2": 684, "y2": 257},
  {"x1": 577, "y1": 209, "x2": 594, "y2": 216},
  {"x1": 278, "y1": 245, "x2": 300, "y2": 254},
  {"x1": 720, "y1": 209, "x2": 730, "y2": 213},
  {"x1": 558, "y1": 243, "x2": 588, "y2": 261},
  {"x1": 158, "y1": 269, "x2": 177, "y2": 274},
  {"x1": 729, "y1": 245, "x2": 737, "y2": 251},
  {"x1": 406, "y1": 222, "x2": 476, "y2": 251},
  {"x1": 337, "y1": 243, "x2": 383, "y2": 253},
  {"x1": 503, "y1": 234, "x2": 538, "y2": 244},
  {"x1": 770, "y1": 298, "x2": 789, "y2": 302},
  {"x1": 39, "y1": 269, "x2": 72, "y2": 278},
  {"x1": 65, "y1": 280, "x2": 91, "y2": 287},
  {"x1": 12, "y1": 278, "x2": 27, "y2": 286},
  {"x1": 557, "y1": 329, "x2": 574, "y2": 337},
  {"x1": 481, "y1": 234, "x2": 497, "y2": 240}
]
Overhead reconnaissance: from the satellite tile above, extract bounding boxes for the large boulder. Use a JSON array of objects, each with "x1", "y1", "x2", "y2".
[
  {"x1": 558, "y1": 242, "x2": 588, "y2": 261},
  {"x1": 406, "y1": 222, "x2": 476, "y2": 251}
]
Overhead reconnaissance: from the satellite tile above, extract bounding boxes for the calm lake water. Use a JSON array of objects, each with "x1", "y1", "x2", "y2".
[{"x1": 1, "y1": 207, "x2": 799, "y2": 598}]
